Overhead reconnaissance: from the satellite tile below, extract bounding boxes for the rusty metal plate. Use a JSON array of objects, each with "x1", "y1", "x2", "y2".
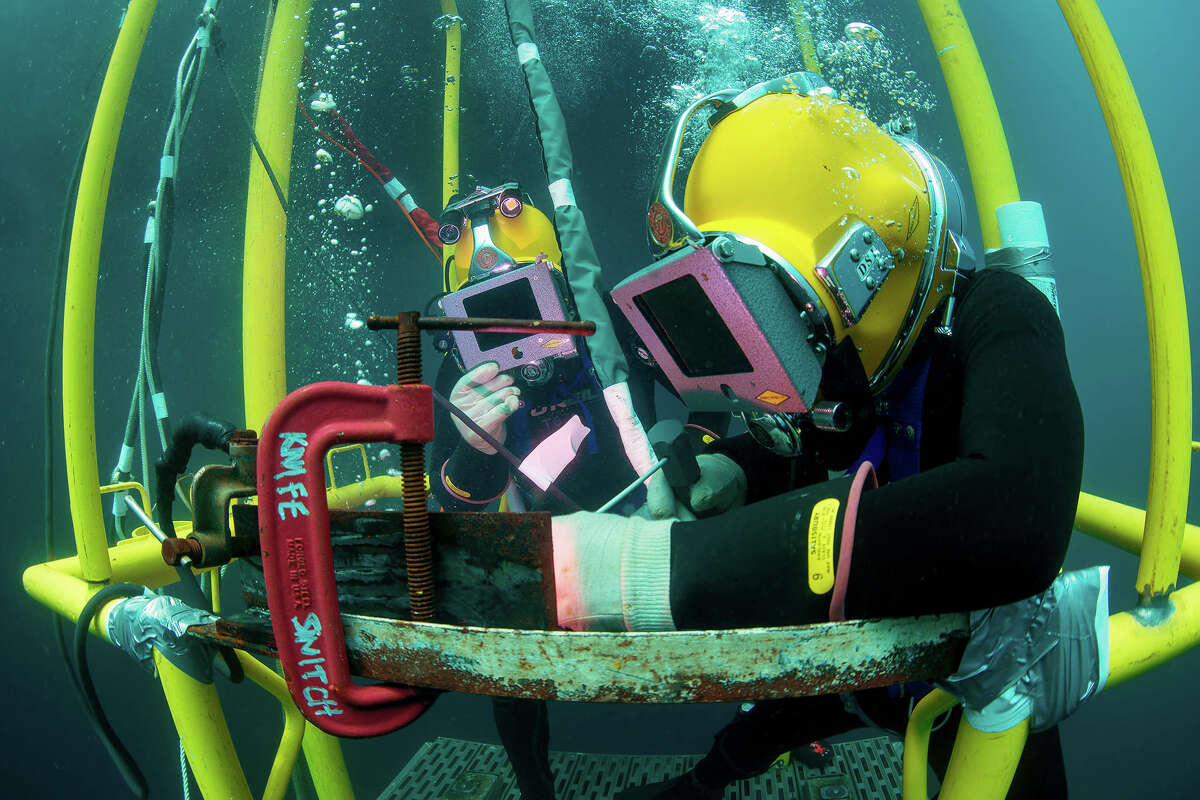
[
  {"x1": 194, "y1": 611, "x2": 966, "y2": 704},
  {"x1": 233, "y1": 508, "x2": 557, "y2": 629}
]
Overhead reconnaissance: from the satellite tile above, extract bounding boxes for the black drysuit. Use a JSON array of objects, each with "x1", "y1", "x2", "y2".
[{"x1": 655, "y1": 268, "x2": 1084, "y2": 798}]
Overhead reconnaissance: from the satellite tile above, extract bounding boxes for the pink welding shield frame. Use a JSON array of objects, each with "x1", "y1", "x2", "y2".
[{"x1": 612, "y1": 243, "x2": 823, "y2": 415}]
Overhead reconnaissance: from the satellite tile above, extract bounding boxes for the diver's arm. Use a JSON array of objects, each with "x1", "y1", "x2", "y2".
[
  {"x1": 845, "y1": 269, "x2": 1083, "y2": 616},
  {"x1": 665, "y1": 270, "x2": 1083, "y2": 627}
]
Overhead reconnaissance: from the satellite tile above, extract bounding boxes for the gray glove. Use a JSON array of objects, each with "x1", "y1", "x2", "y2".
[{"x1": 645, "y1": 453, "x2": 747, "y2": 519}]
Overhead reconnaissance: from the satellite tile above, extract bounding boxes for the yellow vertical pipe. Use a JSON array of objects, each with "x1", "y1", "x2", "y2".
[
  {"x1": 1057, "y1": 0, "x2": 1191, "y2": 601},
  {"x1": 237, "y1": 652, "x2": 306, "y2": 800},
  {"x1": 155, "y1": 651, "x2": 253, "y2": 800},
  {"x1": 787, "y1": 1, "x2": 822, "y2": 74},
  {"x1": 241, "y1": 4, "x2": 356, "y2": 796},
  {"x1": 242, "y1": 0, "x2": 311, "y2": 431},
  {"x1": 939, "y1": 716, "x2": 1029, "y2": 800},
  {"x1": 302, "y1": 724, "x2": 354, "y2": 799},
  {"x1": 914, "y1": 0, "x2": 1020, "y2": 250},
  {"x1": 440, "y1": 0, "x2": 462, "y2": 209},
  {"x1": 62, "y1": 0, "x2": 158, "y2": 582},
  {"x1": 902, "y1": 688, "x2": 958, "y2": 800},
  {"x1": 439, "y1": 1, "x2": 462, "y2": 292}
]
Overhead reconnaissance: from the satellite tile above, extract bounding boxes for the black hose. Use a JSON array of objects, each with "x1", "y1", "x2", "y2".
[
  {"x1": 154, "y1": 412, "x2": 237, "y2": 540},
  {"x1": 211, "y1": 32, "x2": 289, "y2": 215},
  {"x1": 74, "y1": 583, "x2": 151, "y2": 799},
  {"x1": 46, "y1": 113, "x2": 91, "y2": 697},
  {"x1": 153, "y1": 413, "x2": 237, "y2": 611}
]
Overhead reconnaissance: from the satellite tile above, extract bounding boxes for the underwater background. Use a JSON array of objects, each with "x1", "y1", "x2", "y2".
[{"x1": 2, "y1": 0, "x2": 1198, "y2": 796}]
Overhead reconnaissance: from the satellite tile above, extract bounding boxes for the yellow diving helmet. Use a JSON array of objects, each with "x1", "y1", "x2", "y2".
[
  {"x1": 613, "y1": 72, "x2": 974, "y2": 454},
  {"x1": 437, "y1": 182, "x2": 563, "y2": 291},
  {"x1": 437, "y1": 183, "x2": 576, "y2": 383}
]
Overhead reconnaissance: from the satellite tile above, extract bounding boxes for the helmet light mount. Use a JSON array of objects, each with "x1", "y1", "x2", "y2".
[{"x1": 436, "y1": 182, "x2": 531, "y2": 282}]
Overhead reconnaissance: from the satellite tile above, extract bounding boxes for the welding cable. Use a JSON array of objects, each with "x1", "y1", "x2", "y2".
[
  {"x1": 211, "y1": 30, "x2": 289, "y2": 214},
  {"x1": 111, "y1": 2, "x2": 220, "y2": 535},
  {"x1": 297, "y1": 101, "x2": 443, "y2": 265},
  {"x1": 328, "y1": 108, "x2": 443, "y2": 245},
  {"x1": 74, "y1": 583, "x2": 150, "y2": 800}
]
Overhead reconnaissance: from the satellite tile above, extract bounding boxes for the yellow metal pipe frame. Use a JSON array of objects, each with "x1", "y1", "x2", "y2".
[
  {"x1": 939, "y1": 716, "x2": 1029, "y2": 800},
  {"x1": 440, "y1": 0, "x2": 462, "y2": 210},
  {"x1": 237, "y1": 652, "x2": 307, "y2": 800},
  {"x1": 326, "y1": 475, "x2": 406, "y2": 510},
  {"x1": 1108, "y1": 579, "x2": 1200, "y2": 688},
  {"x1": 914, "y1": 0, "x2": 1020, "y2": 250},
  {"x1": 902, "y1": 688, "x2": 957, "y2": 800},
  {"x1": 1057, "y1": 0, "x2": 1192, "y2": 602},
  {"x1": 1075, "y1": 492, "x2": 1200, "y2": 582},
  {"x1": 24, "y1": 535, "x2": 179, "y2": 623},
  {"x1": 62, "y1": 0, "x2": 158, "y2": 583},
  {"x1": 439, "y1": 0, "x2": 462, "y2": 292},
  {"x1": 157, "y1": 650, "x2": 253, "y2": 800},
  {"x1": 242, "y1": 0, "x2": 312, "y2": 432},
  {"x1": 786, "y1": 2, "x2": 822, "y2": 75}
]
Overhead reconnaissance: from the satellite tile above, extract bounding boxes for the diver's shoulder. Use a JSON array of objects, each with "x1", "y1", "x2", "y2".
[{"x1": 958, "y1": 268, "x2": 1059, "y2": 323}]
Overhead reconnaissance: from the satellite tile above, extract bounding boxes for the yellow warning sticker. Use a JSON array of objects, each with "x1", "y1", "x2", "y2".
[
  {"x1": 755, "y1": 389, "x2": 790, "y2": 406},
  {"x1": 807, "y1": 498, "x2": 840, "y2": 594},
  {"x1": 444, "y1": 474, "x2": 471, "y2": 499}
]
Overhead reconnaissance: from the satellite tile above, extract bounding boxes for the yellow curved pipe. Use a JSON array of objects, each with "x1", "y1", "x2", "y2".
[
  {"x1": 914, "y1": 0, "x2": 1020, "y2": 250},
  {"x1": 440, "y1": 0, "x2": 462, "y2": 210},
  {"x1": 62, "y1": 0, "x2": 158, "y2": 582},
  {"x1": 439, "y1": 1, "x2": 461, "y2": 292},
  {"x1": 1057, "y1": 0, "x2": 1192, "y2": 601},
  {"x1": 242, "y1": 0, "x2": 312, "y2": 431},
  {"x1": 902, "y1": 688, "x2": 958, "y2": 800},
  {"x1": 787, "y1": 2, "x2": 822, "y2": 75},
  {"x1": 237, "y1": 652, "x2": 306, "y2": 800},
  {"x1": 1107, "y1": 578, "x2": 1200, "y2": 689},
  {"x1": 1075, "y1": 492, "x2": 1200, "y2": 582},
  {"x1": 156, "y1": 650, "x2": 253, "y2": 800},
  {"x1": 939, "y1": 715, "x2": 1029, "y2": 800},
  {"x1": 326, "y1": 475, "x2": 406, "y2": 509}
]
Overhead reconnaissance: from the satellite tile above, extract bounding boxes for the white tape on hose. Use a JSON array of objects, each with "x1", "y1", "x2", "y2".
[
  {"x1": 517, "y1": 42, "x2": 540, "y2": 65},
  {"x1": 549, "y1": 178, "x2": 576, "y2": 210},
  {"x1": 152, "y1": 392, "x2": 169, "y2": 421},
  {"x1": 118, "y1": 444, "x2": 135, "y2": 473}
]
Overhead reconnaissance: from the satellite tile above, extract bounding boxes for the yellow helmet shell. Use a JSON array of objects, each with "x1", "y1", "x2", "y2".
[
  {"x1": 683, "y1": 92, "x2": 956, "y2": 390},
  {"x1": 451, "y1": 202, "x2": 563, "y2": 290}
]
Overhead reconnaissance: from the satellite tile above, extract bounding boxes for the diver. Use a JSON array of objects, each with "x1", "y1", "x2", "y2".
[
  {"x1": 543, "y1": 74, "x2": 1083, "y2": 798},
  {"x1": 429, "y1": 183, "x2": 695, "y2": 800}
]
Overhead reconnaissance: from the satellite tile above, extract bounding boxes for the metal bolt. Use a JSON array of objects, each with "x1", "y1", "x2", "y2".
[
  {"x1": 849, "y1": 248, "x2": 860, "y2": 261},
  {"x1": 862, "y1": 231, "x2": 874, "y2": 244},
  {"x1": 713, "y1": 238, "x2": 736, "y2": 260},
  {"x1": 864, "y1": 276, "x2": 876, "y2": 289},
  {"x1": 162, "y1": 536, "x2": 203, "y2": 566}
]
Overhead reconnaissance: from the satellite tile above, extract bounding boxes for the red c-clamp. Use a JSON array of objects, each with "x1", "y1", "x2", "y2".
[{"x1": 257, "y1": 381, "x2": 435, "y2": 737}]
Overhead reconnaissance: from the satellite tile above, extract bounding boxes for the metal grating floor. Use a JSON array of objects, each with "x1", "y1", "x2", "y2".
[{"x1": 379, "y1": 732, "x2": 920, "y2": 800}]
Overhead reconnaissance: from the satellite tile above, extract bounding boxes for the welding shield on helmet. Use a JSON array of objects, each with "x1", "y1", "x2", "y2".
[
  {"x1": 437, "y1": 183, "x2": 579, "y2": 386},
  {"x1": 613, "y1": 72, "x2": 974, "y2": 455}
]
